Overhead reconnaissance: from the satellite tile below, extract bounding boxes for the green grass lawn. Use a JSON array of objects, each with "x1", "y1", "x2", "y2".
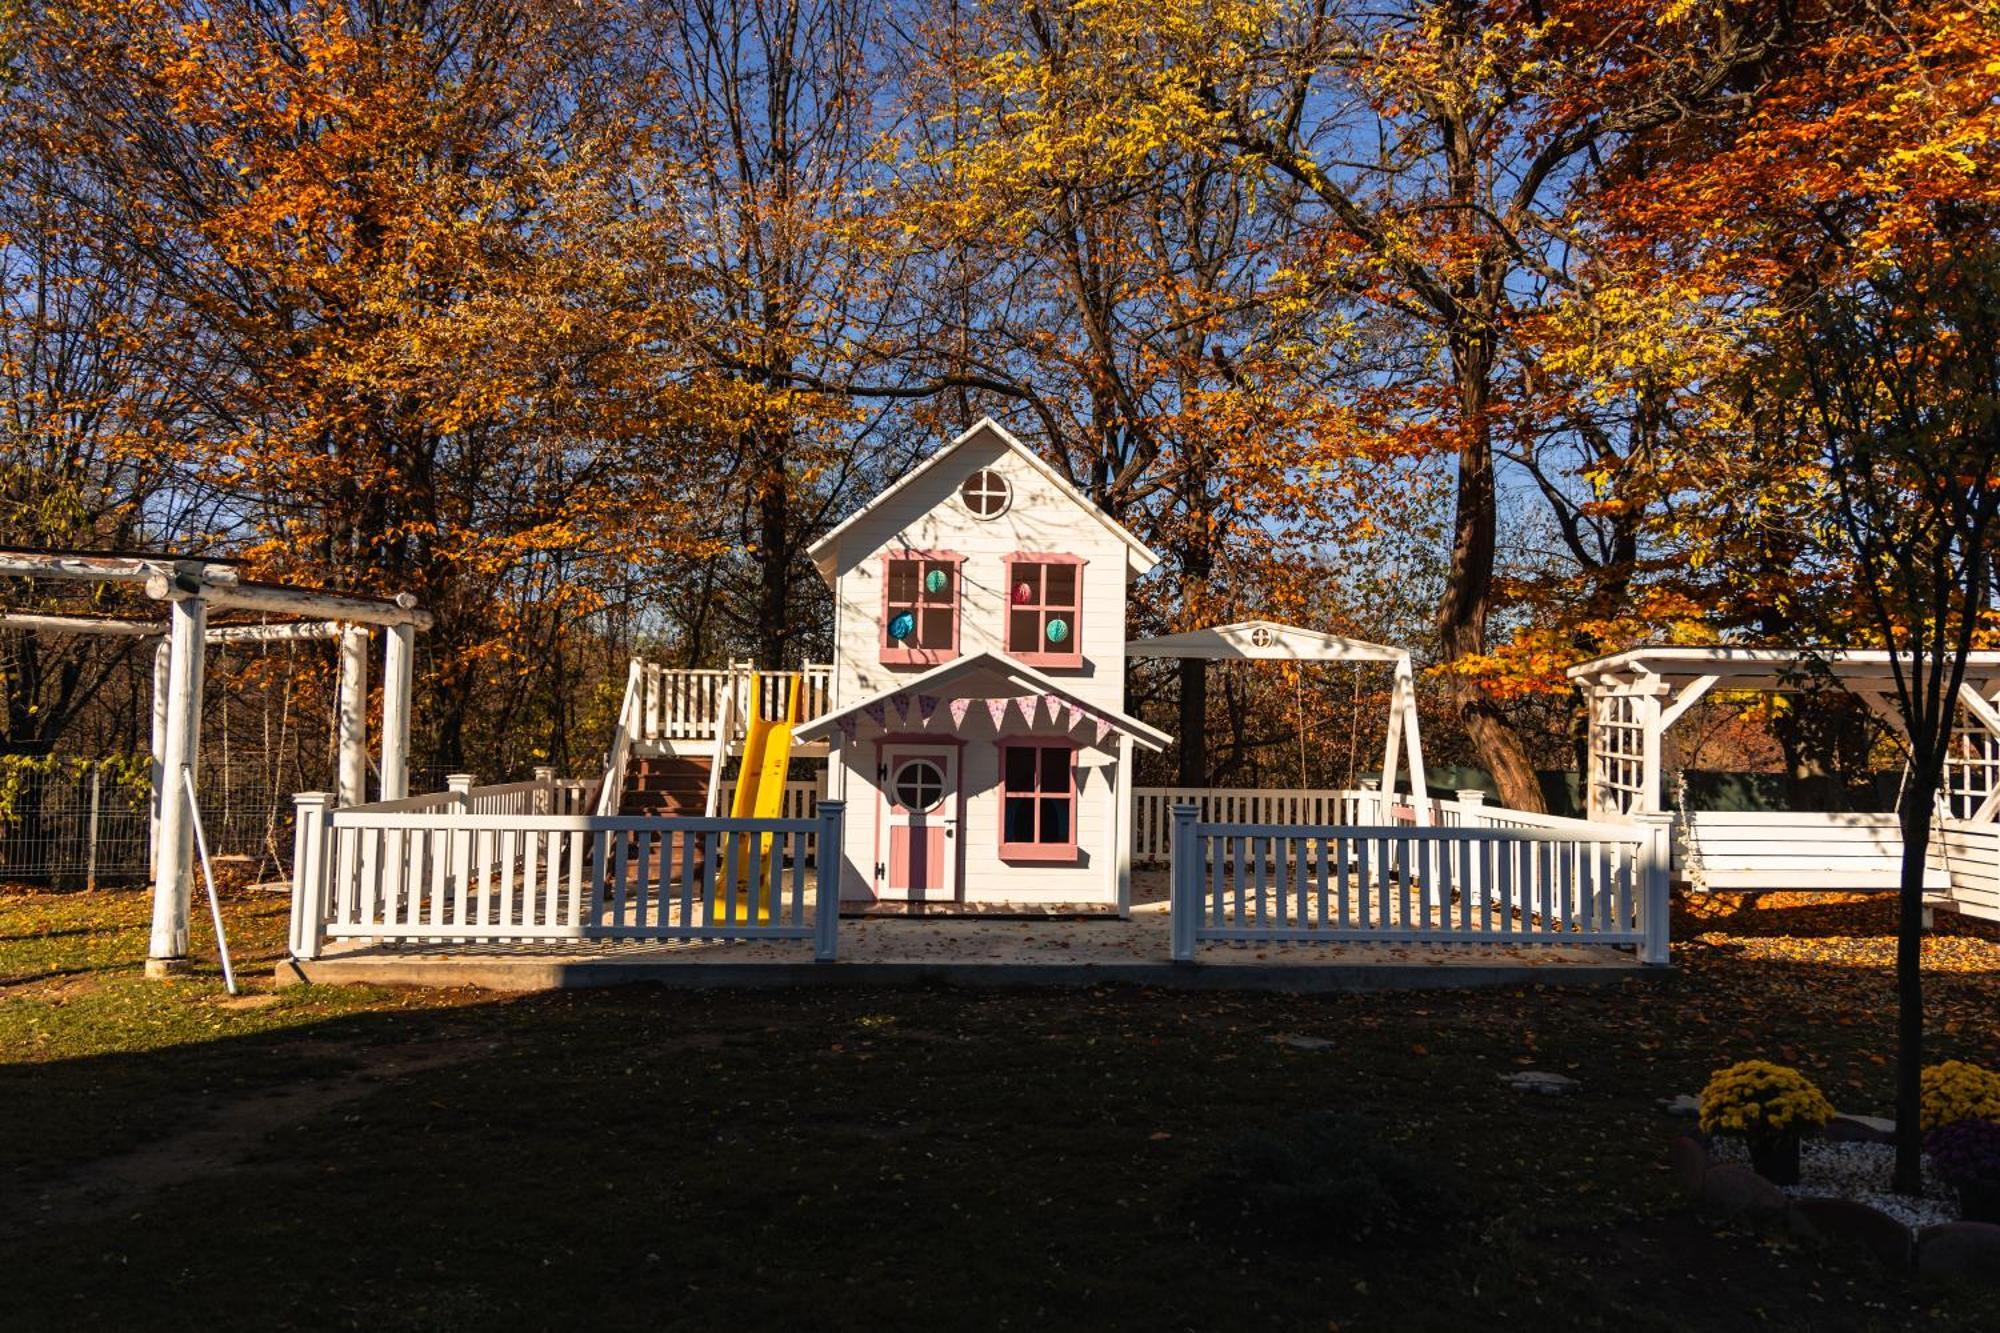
[{"x1": 4, "y1": 887, "x2": 1999, "y2": 1331}]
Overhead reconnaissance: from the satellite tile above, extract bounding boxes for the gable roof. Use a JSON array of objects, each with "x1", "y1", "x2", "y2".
[
  {"x1": 793, "y1": 649, "x2": 1171, "y2": 751},
  {"x1": 807, "y1": 418, "x2": 1162, "y2": 585},
  {"x1": 1127, "y1": 619, "x2": 1411, "y2": 664}
]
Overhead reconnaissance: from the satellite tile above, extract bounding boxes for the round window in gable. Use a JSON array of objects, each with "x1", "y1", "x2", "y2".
[{"x1": 960, "y1": 468, "x2": 1012, "y2": 519}]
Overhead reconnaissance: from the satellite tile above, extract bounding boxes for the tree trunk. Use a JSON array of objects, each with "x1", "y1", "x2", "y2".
[
  {"x1": 1893, "y1": 784, "x2": 1931, "y2": 1195},
  {"x1": 754, "y1": 438, "x2": 790, "y2": 670},
  {"x1": 1436, "y1": 330, "x2": 1545, "y2": 812},
  {"x1": 1178, "y1": 658, "x2": 1207, "y2": 787}
]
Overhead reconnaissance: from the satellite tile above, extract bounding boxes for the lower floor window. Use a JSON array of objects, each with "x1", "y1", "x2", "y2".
[{"x1": 1000, "y1": 741, "x2": 1075, "y2": 858}]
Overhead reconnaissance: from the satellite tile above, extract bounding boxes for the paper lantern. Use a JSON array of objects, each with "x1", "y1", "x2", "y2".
[
  {"x1": 1045, "y1": 617, "x2": 1069, "y2": 644},
  {"x1": 924, "y1": 568, "x2": 948, "y2": 595},
  {"x1": 888, "y1": 611, "x2": 916, "y2": 641},
  {"x1": 1012, "y1": 581, "x2": 1033, "y2": 605}
]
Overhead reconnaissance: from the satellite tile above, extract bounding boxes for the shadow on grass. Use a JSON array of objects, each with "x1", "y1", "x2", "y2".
[{"x1": 5, "y1": 960, "x2": 1998, "y2": 1332}]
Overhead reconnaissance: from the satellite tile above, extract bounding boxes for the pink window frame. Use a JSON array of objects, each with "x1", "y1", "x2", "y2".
[
  {"x1": 879, "y1": 550, "x2": 964, "y2": 666},
  {"x1": 996, "y1": 736, "x2": 1080, "y2": 863},
  {"x1": 1002, "y1": 553, "x2": 1085, "y2": 668}
]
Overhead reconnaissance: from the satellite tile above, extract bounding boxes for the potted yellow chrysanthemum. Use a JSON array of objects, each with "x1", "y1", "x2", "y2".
[{"x1": 1698, "y1": 1060, "x2": 1836, "y2": 1185}]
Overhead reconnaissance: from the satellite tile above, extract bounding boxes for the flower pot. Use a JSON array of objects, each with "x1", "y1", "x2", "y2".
[
  {"x1": 1958, "y1": 1181, "x2": 2000, "y2": 1225},
  {"x1": 1749, "y1": 1132, "x2": 1802, "y2": 1186}
]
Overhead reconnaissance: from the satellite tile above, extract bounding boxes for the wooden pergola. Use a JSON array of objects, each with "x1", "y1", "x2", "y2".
[
  {"x1": 1125, "y1": 619, "x2": 1430, "y2": 816},
  {"x1": 1565, "y1": 645, "x2": 2000, "y2": 822},
  {"x1": 0, "y1": 551, "x2": 431, "y2": 976}
]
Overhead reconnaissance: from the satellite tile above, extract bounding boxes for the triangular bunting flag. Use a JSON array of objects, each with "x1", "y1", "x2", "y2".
[
  {"x1": 919, "y1": 695, "x2": 941, "y2": 722},
  {"x1": 985, "y1": 698, "x2": 1009, "y2": 730},
  {"x1": 891, "y1": 692, "x2": 911, "y2": 721},
  {"x1": 840, "y1": 716, "x2": 859, "y2": 743},
  {"x1": 1013, "y1": 695, "x2": 1038, "y2": 727},
  {"x1": 1066, "y1": 703, "x2": 1086, "y2": 730},
  {"x1": 949, "y1": 698, "x2": 973, "y2": 727},
  {"x1": 1095, "y1": 717, "x2": 1113, "y2": 744},
  {"x1": 862, "y1": 701, "x2": 886, "y2": 727}
]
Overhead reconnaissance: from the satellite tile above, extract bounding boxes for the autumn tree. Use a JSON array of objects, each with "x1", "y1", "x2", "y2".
[{"x1": 7, "y1": 0, "x2": 737, "y2": 773}]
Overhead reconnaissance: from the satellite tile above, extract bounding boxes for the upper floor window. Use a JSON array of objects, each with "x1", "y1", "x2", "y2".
[
  {"x1": 960, "y1": 468, "x2": 1011, "y2": 519},
  {"x1": 881, "y1": 552, "x2": 961, "y2": 665},
  {"x1": 1005, "y1": 554, "x2": 1083, "y2": 667}
]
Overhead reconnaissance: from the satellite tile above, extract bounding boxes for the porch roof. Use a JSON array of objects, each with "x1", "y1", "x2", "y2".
[{"x1": 793, "y1": 650, "x2": 1171, "y2": 751}]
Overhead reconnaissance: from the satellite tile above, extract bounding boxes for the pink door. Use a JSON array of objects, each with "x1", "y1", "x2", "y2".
[{"x1": 882, "y1": 747, "x2": 958, "y2": 899}]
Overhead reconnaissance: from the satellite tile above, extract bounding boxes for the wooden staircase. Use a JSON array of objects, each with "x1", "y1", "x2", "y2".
[{"x1": 620, "y1": 756, "x2": 715, "y2": 817}]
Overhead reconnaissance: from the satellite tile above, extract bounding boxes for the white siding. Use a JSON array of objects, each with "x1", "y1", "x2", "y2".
[
  {"x1": 835, "y1": 731, "x2": 1120, "y2": 908},
  {"x1": 827, "y1": 426, "x2": 1132, "y2": 716}
]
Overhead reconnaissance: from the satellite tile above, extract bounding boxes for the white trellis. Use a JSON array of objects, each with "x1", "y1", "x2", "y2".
[{"x1": 0, "y1": 550, "x2": 432, "y2": 975}]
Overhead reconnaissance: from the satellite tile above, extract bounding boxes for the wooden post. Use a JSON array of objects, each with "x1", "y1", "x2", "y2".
[
  {"x1": 814, "y1": 799, "x2": 844, "y2": 961},
  {"x1": 1170, "y1": 803, "x2": 1199, "y2": 962},
  {"x1": 147, "y1": 593, "x2": 205, "y2": 976},
  {"x1": 85, "y1": 767, "x2": 101, "y2": 894},
  {"x1": 380, "y1": 622, "x2": 416, "y2": 801},
  {"x1": 1457, "y1": 789, "x2": 1485, "y2": 901},
  {"x1": 1114, "y1": 733, "x2": 1135, "y2": 918},
  {"x1": 1634, "y1": 811, "x2": 1674, "y2": 965},
  {"x1": 289, "y1": 792, "x2": 333, "y2": 960},
  {"x1": 336, "y1": 625, "x2": 370, "y2": 807},
  {"x1": 148, "y1": 637, "x2": 169, "y2": 875}
]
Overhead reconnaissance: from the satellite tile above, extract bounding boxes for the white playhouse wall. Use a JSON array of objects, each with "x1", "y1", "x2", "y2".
[
  {"x1": 837, "y1": 729, "x2": 1122, "y2": 907},
  {"x1": 826, "y1": 425, "x2": 1133, "y2": 717}
]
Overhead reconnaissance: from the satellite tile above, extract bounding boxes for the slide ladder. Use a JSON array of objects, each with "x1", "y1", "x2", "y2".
[{"x1": 715, "y1": 672, "x2": 800, "y2": 924}]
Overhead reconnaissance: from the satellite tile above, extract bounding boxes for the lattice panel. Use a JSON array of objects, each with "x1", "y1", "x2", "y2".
[
  {"x1": 1589, "y1": 692, "x2": 1647, "y2": 818},
  {"x1": 1945, "y1": 704, "x2": 2000, "y2": 819}
]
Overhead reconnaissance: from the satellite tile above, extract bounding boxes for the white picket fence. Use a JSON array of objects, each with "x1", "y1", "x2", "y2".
[
  {"x1": 290, "y1": 790, "x2": 845, "y2": 960},
  {"x1": 1166, "y1": 798, "x2": 1671, "y2": 963}
]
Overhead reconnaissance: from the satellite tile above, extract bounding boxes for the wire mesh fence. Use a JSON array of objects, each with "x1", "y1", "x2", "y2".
[{"x1": 0, "y1": 760, "x2": 327, "y2": 889}]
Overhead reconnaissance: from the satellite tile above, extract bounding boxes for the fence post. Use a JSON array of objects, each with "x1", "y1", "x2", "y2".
[
  {"x1": 1170, "y1": 803, "x2": 1199, "y2": 963},
  {"x1": 814, "y1": 800, "x2": 845, "y2": 962},
  {"x1": 289, "y1": 792, "x2": 333, "y2": 961},
  {"x1": 1634, "y1": 812, "x2": 1674, "y2": 965},
  {"x1": 532, "y1": 766, "x2": 557, "y2": 815},
  {"x1": 1457, "y1": 789, "x2": 1486, "y2": 901},
  {"x1": 85, "y1": 767, "x2": 102, "y2": 895},
  {"x1": 445, "y1": 774, "x2": 476, "y2": 904},
  {"x1": 446, "y1": 773, "x2": 476, "y2": 811}
]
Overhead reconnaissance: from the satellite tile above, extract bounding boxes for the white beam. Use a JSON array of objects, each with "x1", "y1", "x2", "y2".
[
  {"x1": 148, "y1": 638, "x2": 170, "y2": 875},
  {"x1": 203, "y1": 621, "x2": 343, "y2": 644},
  {"x1": 380, "y1": 622, "x2": 416, "y2": 800},
  {"x1": 1399, "y1": 656, "x2": 1430, "y2": 824},
  {"x1": 1657, "y1": 675, "x2": 1720, "y2": 732},
  {"x1": 146, "y1": 595, "x2": 204, "y2": 975},
  {"x1": 336, "y1": 625, "x2": 370, "y2": 807},
  {"x1": 0, "y1": 612, "x2": 155, "y2": 636},
  {"x1": 160, "y1": 576, "x2": 432, "y2": 629},
  {"x1": 1957, "y1": 682, "x2": 2000, "y2": 738}
]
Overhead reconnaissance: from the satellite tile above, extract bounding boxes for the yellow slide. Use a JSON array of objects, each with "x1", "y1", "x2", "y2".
[{"x1": 716, "y1": 673, "x2": 800, "y2": 924}]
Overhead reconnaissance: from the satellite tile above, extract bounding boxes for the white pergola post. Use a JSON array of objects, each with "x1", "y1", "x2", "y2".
[
  {"x1": 148, "y1": 637, "x2": 171, "y2": 875},
  {"x1": 336, "y1": 624, "x2": 370, "y2": 807},
  {"x1": 1111, "y1": 733, "x2": 1134, "y2": 916},
  {"x1": 380, "y1": 621, "x2": 415, "y2": 800},
  {"x1": 146, "y1": 593, "x2": 205, "y2": 975}
]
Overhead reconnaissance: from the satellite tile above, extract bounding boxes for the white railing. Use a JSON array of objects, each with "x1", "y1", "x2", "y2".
[
  {"x1": 1167, "y1": 804, "x2": 1671, "y2": 964},
  {"x1": 290, "y1": 796, "x2": 844, "y2": 960},
  {"x1": 718, "y1": 779, "x2": 822, "y2": 823},
  {"x1": 339, "y1": 772, "x2": 592, "y2": 818},
  {"x1": 596, "y1": 659, "x2": 644, "y2": 816},
  {"x1": 630, "y1": 661, "x2": 834, "y2": 745},
  {"x1": 1132, "y1": 787, "x2": 1372, "y2": 864}
]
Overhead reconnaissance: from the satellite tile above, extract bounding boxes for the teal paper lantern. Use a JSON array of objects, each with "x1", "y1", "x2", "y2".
[
  {"x1": 924, "y1": 568, "x2": 948, "y2": 595},
  {"x1": 1045, "y1": 617, "x2": 1070, "y2": 644},
  {"x1": 889, "y1": 611, "x2": 916, "y2": 641}
]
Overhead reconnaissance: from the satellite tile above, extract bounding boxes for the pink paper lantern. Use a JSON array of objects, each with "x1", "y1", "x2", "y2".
[{"x1": 1011, "y1": 581, "x2": 1033, "y2": 605}]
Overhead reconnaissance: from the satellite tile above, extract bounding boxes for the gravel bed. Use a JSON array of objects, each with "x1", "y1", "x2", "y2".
[{"x1": 1711, "y1": 1137, "x2": 1958, "y2": 1229}]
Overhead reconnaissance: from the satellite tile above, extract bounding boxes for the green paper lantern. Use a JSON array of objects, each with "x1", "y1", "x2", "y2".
[
  {"x1": 889, "y1": 611, "x2": 916, "y2": 641},
  {"x1": 924, "y1": 568, "x2": 948, "y2": 595},
  {"x1": 1045, "y1": 617, "x2": 1070, "y2": 644}
]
